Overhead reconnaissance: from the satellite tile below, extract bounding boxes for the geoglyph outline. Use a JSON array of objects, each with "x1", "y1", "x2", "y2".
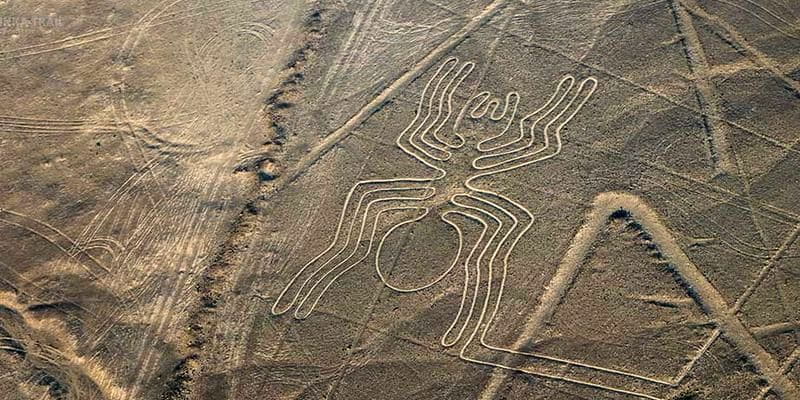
[{"x1": 270, "y1": 58, "x2": 800, "y2": 400}]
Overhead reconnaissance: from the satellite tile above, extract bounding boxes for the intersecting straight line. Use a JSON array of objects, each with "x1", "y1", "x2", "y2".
[
  {"x1": 321, "y1": 130, "x2": 414, "y2": 400},
  {"x1": 565, "y1": 140, "x2": 800, "y2": 396},
  {"x1": 330, "y1": 1, "x2": 800, "y2": 225},
  {"x1": 493, "y1": 0, "x2": 800, "y2": 188},
  {"x1": 310, "y1": 307, "x2": 580, "y2": 399},
  {"x1": 263, "y1": 0, "x2": 800, "y2": 397},
  {"x1": 311, "y1": 307, "x2": 445, "y2": 354},
  {"x1": 265, "y1": 0, "x2": 509, "y2": 197},
  {"x1": 264, "y1": 3, "x2": 508, "y2": 398},
  {"x1": 352, "y1": 93, "x2": 800, "y2": 227},
  {"x1": 725, "y1": 219, "x2": 800, "y2": 399},
  {"x1": 473, "y1": 18, "x2": 800, "y2": 223},
  {"x1": 463, "y1": 5, "x2": 800, "y2": 157}
]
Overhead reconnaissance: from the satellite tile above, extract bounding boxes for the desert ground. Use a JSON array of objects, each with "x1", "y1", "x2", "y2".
[{"x1": 1, "y1": 0, "x2": 799, "y2": 399}]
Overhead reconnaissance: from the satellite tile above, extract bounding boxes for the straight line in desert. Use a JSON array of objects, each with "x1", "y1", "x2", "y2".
[
  {"x1": 0, "y1": 0, "x2": 259, "y2": 60},
  {"x1": 477, "y1": 17, "x2": 800, "y2": 158},
  {"x1": 669, "y1": 0, "x2": 735, "y2": 175},
  {"x1": 478, "y1": 192, "x2": 800, "y2": 400},
  {"x1": 266, "y1": 0, "x2": 509, "y2": 194},
  {"x1": 751, "y1": 321, "x2": 800, "y2": 339},
  {"x1": 678, "y1": 0, "x2": 800, "y2": 96}
]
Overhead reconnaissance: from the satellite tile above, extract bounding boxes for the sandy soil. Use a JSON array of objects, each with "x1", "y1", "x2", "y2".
[{"x1": 1, "y1": 0, "x2": 799, "y2": 399}]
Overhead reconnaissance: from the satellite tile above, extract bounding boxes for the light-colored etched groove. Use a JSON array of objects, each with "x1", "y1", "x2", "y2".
[
  {"x1": 754, "y1": 346, "x2": 800, "y2": 400},
  {"x1": 270, "y1": 56, "x2": 672, "y2": 399},
  {"x1": 272, "y1": 55, "x2": 798, "y2": 400},
  {"x1": 265, "y1": 0, "x2": 509, "y2": 193},
  {"x1": 751, "y1": 321, "x2": 800, "y2": 339},
  {"x1": 479, "y1": 192, "x2": 800, "y2": 400},
  {"x1": 670, "y1": 0, "x2": 735, "y2": 174},
  {"x1": 0, "y1": 208, "x2": 109, "y2": 276},
  {"x1": 0, "y1": 0, "x2": 261, "y2": 60},
  {"x1": 679, "y1": 0, "x2": 800, "y2": 95},
  {"x1": 711, "y1": 0, "x2": 799, "y2": 39}
]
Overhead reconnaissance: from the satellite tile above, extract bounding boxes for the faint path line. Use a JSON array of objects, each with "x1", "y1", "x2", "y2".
[
  {"x1": 0, "y1": 0, "x2": 259, "y2": 60},
  {"x1": 679, "y1": 0, "x2": 800, "y2": 96},
  {"x1": 475, "y1": 18, "x2": 800, "y2": 158},
  {"x1": 640, "y1": 181, "x2": 780, "y2": 265},
  {"x1": 567, "y1": 138, "x2": 800, "y2": 224},
  {"x1": 265, "y1": 0, "x2": 509, "y2": 195},
  {"x1": 668, "y1": 0, "x2": 735, "y2": 174},
  {"x1": 317, "y1": 0, "x2": 382, "y2": 101},
  {"x1": 323, "y1": 215, "x2": 416, "y2": 400},
  {"x1": 0, "y1": 31, "x2": 115, "y2": 60},
  {"x1": 669, "y1": 0, "x2": 780, "y2": 303},
  {"x1": 639, "y1": 176, "x2": 782, "y2": 259},
  {"x1": 644, "y1": 172, "x2": 800, "y2": 387},
  {"x1": 711, "y1": 0, "x2": 800, "y2": 39},
  {"x1": 773, "y1": 274, "x2": 800, "y2": 350},
  {"x1": 471, "y1": 13, "x2": 510, "y2": 91},
  {"x1": 711, "y1": 221, "x2": 800, "y2": 398},
  {"x1": 687, "y1": 1, "x2": 800, "y2": 185},
  {"x1": 0, "y1": 28, "x2": 112, "y2": 55},
  {"x1": 477, "y1": 192, "x2": 800, "y2": 400},
  {"x1": 733, "y1": 223, "x2": 800, "y2": 314},
  {"x1": 754, "y1": 347, "x2": 800, "y2": 400},
  {"x1": 0, "y1": 208, "x2": 109, "y2": 276},
  {"x1": 751, "y1": 321, "x2": 800, "y2": 339},
  {"x1": 307, "y1": 306, "x2": 460, "y2": 358}
]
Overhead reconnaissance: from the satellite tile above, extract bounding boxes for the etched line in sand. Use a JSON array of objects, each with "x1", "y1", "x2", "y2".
[
  {"x1": 668, "y1": 0, "x2": 735, "y2": 175},
  {"x1": 0, "y1": 207, "x2": 110, "y2": 276},
  {"x1": 266, "y1": 0, "x2": 509, "y2": 193},
  {"x1": 480, "y1": 192, "x2": 800, "y2": 400},
  {"x1": 753, "y1": 346, "x2": 800, "y2": 400},
  {"x1": 271, "y1": 57, "x2": 799, "y2": 399},
  {"x1": 678, "y1": 0, "x2": 800, "y2": 96},
  {"x1": 0, "y1": 0, "x2": 265, "y2": 60},
  {"x1": 271, "y1": 57, "x2": 679, "y2": 399},
  {"x1": 751, "y1": 321, "x2": 800, "y2": 339}
]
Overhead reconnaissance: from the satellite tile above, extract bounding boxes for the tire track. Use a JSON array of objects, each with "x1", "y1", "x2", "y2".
[{"x1": 165, "y1": 7, "x2": 323, "y2": 400}]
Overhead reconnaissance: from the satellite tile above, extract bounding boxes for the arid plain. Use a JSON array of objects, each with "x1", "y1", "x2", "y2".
[{"x1": 1, "y1": 0, "x2": 799, "y2": 399}]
